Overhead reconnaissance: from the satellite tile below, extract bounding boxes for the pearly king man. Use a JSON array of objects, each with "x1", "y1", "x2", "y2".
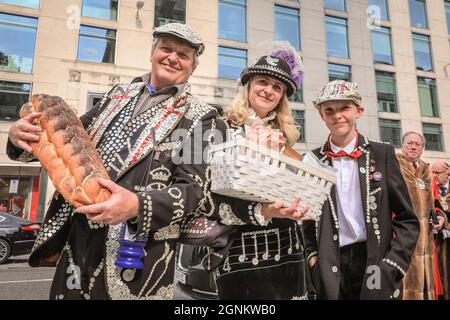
[{"x1": 6, "y1": 23, "x2": 227, "y2": 300}]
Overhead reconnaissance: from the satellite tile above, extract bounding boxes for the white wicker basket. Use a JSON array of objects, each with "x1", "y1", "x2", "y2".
[{"x1": 209, "y1": 137, "x2": 337, "y2": 221}]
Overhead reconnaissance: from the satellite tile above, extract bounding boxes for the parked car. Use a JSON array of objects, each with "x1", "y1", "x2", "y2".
[
  {"x1": 175, "y1": 244, "x2": 218, "y2": 300},
  {"x1": 0, "y1": 212, "x2": 41, "y2": 264}
]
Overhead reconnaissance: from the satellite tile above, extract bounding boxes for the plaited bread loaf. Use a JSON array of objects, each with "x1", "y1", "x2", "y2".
[{"x1": 20, "y1": 94, "x2": 111, "y2": 208}]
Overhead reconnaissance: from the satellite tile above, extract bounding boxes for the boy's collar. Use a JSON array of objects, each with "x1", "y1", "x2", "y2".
[
  {"x1": 330, "y1": 135, "x2": 357, "y2": 154},
  {"x1": 327, "y1": 130, "x2": 360, "y2": 151},
  {"x1": 320, "y1": 131, "x2": 370, "y2": 158}
]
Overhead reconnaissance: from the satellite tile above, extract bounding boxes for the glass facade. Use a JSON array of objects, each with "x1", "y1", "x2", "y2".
[
  {"x1": 0, "y1": 176, "x2": 34, "y2": 219},
  {"x1": 418, "y1": 77, "x2": 439, "y2": 117},
  {"x1": 325, "y1": 16, "x2": 349, "y2": 58},
  {"x1": 423, "y1": 123, "x2": 444, "y2": 151},
  {"x1": 0, "y1": 0, "x2": 39, "y2": 8},
  {"x1": 408, "y1": 0, "x2": 428, "y2": 29},
  {"x1": 218, "y1": 46, "x2": 247, "y2": 79},
  {"x1": 376, "y1": 71, "x2": 397, "y2": 113},
  {"x1": 379, "y1": 119, "x2": 401, "y2": 148},
  {"x1": 368, "y1": 0, "x2": 389, "y2": 21},
  {"x1": 154, "y1": 0, "x2": 186, "y2": 27},
  {"x1": 0, "y1": 13, "x2": 37, "y2": 74},
  {"x1": 288, "y1": 87, "x2": 303, "y2": 103},
  {"x1": 0, "y1": 0, "x2": 448, "y2": 156},
  {"x1": 81, "y1": 0, "x2": 118, "y2": 21},
  {"x1": 371, "y1": 26, "x2": 393, "y2": 65},
  {"x1": 412, "y1": 33, "x2": 433, "y2": 72},
  {"x1": 87, "y1": 92, "x2": 106, "y2": 111},
  {"x1": 219, "y1": 0, "x2": 246, "y2": 42},
  {"x1": 77, "y1": 25, "x2": 116, "y2": 63},
  {"x1": 0, "y1": 81, "x2": 31, "y2": 122},
  {"x1": 328, "y1": 63, "x2": 351, "y2": 82},
  {"x1": 324, "y1": 0, "x2": 346, "y2": 11},
  {"x1": 292, "y1": 109, "x2": 305, "y2": 143},
  {"x1": 275, "y1": 5, "x2": 300, "y2": 51}
]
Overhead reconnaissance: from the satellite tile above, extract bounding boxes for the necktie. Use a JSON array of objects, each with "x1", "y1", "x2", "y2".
[
  {"x1": 440, "y1": 186, "x2": 448, "y2": 196},
  {"x1": 412, "y1": 162, "x2": 419, "y2": 177}
]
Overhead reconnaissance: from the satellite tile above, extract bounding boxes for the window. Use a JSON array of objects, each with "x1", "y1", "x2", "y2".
[
  {"x1": 292, "y1": 110, "x2": 305, "y2": 143},
  {"x1": 422, "y1": 123, "x2": 444, "y2": 151},
  {"x1": 0, "y1": 0, "x2": 39, "y2": 8},
  {"x1": 0, "y1": 81, "x2": 31, "y2": 122},
  {"x1": 325, "y1": 16, "x2": 349, "y2": 58},
  {"x1": 154, "y1": 0, "x2": 186, "y2": 27},
  {"x1": 379, "y1": 119, "x2": 401, "y2": 148},
  {"x1": 218, "y1": 46, "x2": 247, "y2": 79},
  {"x1": 81, "y1": 0, "x2": 118, "y2": 21},
  {"x1": 371, "y1": 26, "x2": 392, "y2": 65},
  {"x1": 412, "y1": 33, "x2": 433, "y2": 71},
  {"x1": 77, "y1": 25, "x2": 116, "y2": 63},
  {"x1": 0, "y1": 176, "x2": 33, "y2": 219},
  {"x1": 446, "y1": 1, "x2": 450, "y2": 34},
  {"x1": 368, "y1": 0, "x2": 389, "y2": 21},
  {"x1": 328, "y1": 63, "x2": 351, "y2": 82},
  {"x1": 87, "y1": 92, "x2": 105, "y2": 111},
  {"x1": 219, "y1": 0, "x2": 246, "y2": 42},
  {"x1": 288, "y1": 87, "x2": 303, "y2": 103},
  {"x1": 375, "y1": 71, "x2": 397, "y2": 113},
  {"x1": 324, "y1": 0, "x2": 346, "y2": 11},
  {"x1": 418, "y1": 77, "x2": 439, "y2": 117},
  {"x1": 0, "y1": 13, "x2": 37, "y2": 74},
  {"x1": 275, "y1": 5, "x2": 300, "y2": 51},
  {"x1": 408, "y1": 0, "x2": 428, "y2": 29}
]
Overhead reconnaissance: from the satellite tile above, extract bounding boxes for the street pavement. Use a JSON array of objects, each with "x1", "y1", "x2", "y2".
[
  {"x1": 0, "y1": 254, "x2": 193, "y2": 300},
  {"x1": 0, "y1": 255, "x2": 54, "y2": 300}
]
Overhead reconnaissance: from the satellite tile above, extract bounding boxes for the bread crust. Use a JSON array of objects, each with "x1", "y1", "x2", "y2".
[{"x1": 21, "y1": 94, "x2": 111, "y2": 208}]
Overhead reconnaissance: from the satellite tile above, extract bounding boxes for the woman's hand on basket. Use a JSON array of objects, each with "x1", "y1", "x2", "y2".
[
  {"x1": 245, "y1": 124, "x2": 286, "y2": 152},
  {"x1": 261, "y1": 197, "x2": 312, "y2": 222}
]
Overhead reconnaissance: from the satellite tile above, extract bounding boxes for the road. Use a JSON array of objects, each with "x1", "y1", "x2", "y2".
[
  {"x1": 0, "y1": 255, "x2": 54, "y2": 300},
  {"x1": 0, "y1": 255, "x2": 192, "y2": 300}
]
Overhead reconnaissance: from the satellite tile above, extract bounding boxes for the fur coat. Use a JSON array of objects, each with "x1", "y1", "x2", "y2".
[{"x1": 396, "y1": 153, "x2": 435, "y2": 300}]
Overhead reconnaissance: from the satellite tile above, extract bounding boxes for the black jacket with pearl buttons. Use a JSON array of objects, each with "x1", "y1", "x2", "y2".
[{"x1": 303, "y1": 133, "x2": 419, "y2": 300}]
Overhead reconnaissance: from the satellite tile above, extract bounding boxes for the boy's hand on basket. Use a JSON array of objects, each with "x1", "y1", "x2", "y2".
[{"x1": 261, "y1": 197, "x2": 311, "y2": 222}]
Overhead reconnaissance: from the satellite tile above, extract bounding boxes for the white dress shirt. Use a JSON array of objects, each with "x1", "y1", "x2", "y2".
[{"x1": 330, "y1": 136, "x2": 367, "y2": 247}]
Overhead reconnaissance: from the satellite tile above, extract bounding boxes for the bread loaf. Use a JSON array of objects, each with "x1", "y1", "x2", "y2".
[{"x1": 20, "y1": 94, "x2": 111, "y2": 208}]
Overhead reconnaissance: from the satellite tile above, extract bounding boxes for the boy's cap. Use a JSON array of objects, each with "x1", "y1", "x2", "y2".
[{"x1": 313, "y1": 80, "x2": 362, "y2": 109}]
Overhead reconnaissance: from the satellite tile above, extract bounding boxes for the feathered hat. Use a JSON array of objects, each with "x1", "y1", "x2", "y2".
[{"x1": 239, "y1": 41, "x2": 304, "y2": 97}]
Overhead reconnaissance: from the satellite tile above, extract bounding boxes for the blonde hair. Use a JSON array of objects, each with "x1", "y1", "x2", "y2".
[{"x1": 224, "y1": 81, "x2": 300, "y2": 146}]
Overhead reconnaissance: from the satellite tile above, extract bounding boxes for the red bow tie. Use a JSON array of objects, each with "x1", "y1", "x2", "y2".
[
  {"x1": 325, "y1": 133, "x2": 362, "y2": 159},
  {"x1": 325, "y1": 149, "x2": 363, "y2": 159}
]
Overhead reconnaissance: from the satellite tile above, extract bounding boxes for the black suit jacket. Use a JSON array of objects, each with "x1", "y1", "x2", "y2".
[{"x1": 303, "y1": 133, "x2": 419, "y2": 300}]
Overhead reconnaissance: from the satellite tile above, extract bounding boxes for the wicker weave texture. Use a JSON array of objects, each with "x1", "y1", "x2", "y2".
[{"x1": 210, "y1": 138, "x2": 336, "y2": 221}]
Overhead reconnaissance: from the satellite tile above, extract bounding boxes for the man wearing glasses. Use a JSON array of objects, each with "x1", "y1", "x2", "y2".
[
  {"x1": 432, "y1": 161, "x2": 450, "y2": 299},
  {"x1": 396, "y1": 132, "x2": 445, "y2": 299},
  {"x1": 433, "y1": 162, "x2": 450, "y2": 199}
]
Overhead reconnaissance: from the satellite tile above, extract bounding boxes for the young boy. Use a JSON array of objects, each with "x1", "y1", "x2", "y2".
[{"x1": 303, "y1": 80, "x2": 419, "y2": 300}]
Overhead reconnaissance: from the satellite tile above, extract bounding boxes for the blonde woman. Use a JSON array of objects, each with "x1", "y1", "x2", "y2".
[
  {"x1": 225, "y1": 74, "x2": 301, "y2": 160},
  {"x1": 209, "y1": 42, "x2": 312, "y2": 299}
]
